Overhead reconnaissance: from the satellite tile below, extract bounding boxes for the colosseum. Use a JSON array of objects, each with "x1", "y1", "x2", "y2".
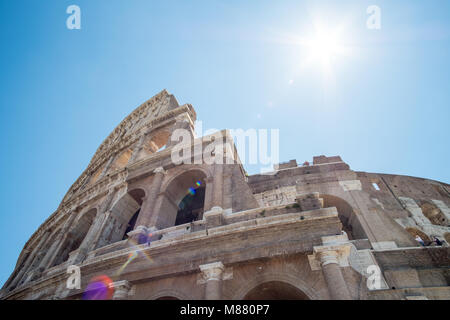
[{"x1": 1, "y1": 90, "x2": 449, "y2": 300}]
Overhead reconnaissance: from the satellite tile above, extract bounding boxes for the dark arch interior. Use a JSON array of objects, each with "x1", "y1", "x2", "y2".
[
  {"x1": 243, "y1": 281, "x2": 309, "y2": 300},
  {"x1": 156, "y1": 296, "x2": 179, "y2": 300},
  {"x1": 52, "y1": 209, "x2": 97, "y2": 267},
  {"x1": 122, "y1": 209, "x2": 140, "y2": 240},
  {"x1": 175, "y1": 186, "x2": 205, "y2": 225}
]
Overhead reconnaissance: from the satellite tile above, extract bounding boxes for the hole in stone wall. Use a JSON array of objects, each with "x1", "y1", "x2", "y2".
[
  {"x1": 243, "y1": 281, "x2": 309, "y2": 300},
  {"x1": 158, "y1": 169, "x2": 208, "y2": 229},
  {"x1": 405, "y1": 227, "x2": 432, "y2": 245},
  {"x1": 122, "y1": 209, "x2": 140, "y2": 240},
  {"x1": 175, "y1": 186, "x2": 205, "y2": 225},
  {"x1": 420, "y1": 202, "x2": 448, "y2": 227},
  {"x1": 321, "y1": 194, "x2": 368, "y2": 240},
  {"x1": 52, "y1": 208, "x2": 97, "y2": 267},
  {"x1": 144, "y1": 131, "x2": 170, "y2": 154}
]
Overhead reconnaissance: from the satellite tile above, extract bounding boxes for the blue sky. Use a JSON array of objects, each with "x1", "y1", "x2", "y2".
[{"x1": 0, "y1": 0, "x2": 449, "y2": 287}]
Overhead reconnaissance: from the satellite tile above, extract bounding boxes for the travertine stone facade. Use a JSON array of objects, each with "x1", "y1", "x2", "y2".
[{"x1": 1, "y1": 90, "x2": 449, "y2": 300}]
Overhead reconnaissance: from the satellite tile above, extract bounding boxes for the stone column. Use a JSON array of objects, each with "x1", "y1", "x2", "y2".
[
  {"x1": 69, "y1": 190, "x2": 116, "y2": 264},
  {"x1": 36, "y1": 213, "x2": 77, "y2": 272},
  {"x1": 129, "y1": 134, "x2": 147, "y2": 163},
  {"x1": 3, "y1": 249, "x2": 30, "y2": 289},
  {"x1": 166, "y1": 115, "x2": 194, "y2": 148},
  {"x1": 111, "y1": 280, "x2": 132, "y2": 300},
  {"x1": 199, "y1": 262, "x2": 225, "y2": 300},
  {"x1": 135, "y1": 167, "x2": 167, "y2": 229},
  {"x1": 308, "y1": 234, "x2": 353, "y2": 300},
  {"x1": 212, "y1": 164, "x2": 223, "y2": 209},
  {"x1": 203, "y1": 177, "x2": 214, "y2": 213},
  {"x1": 222, "y1": 172, "x2": 232, "y2": 211},
  {"x1": 98, "y1": 154, "x2": 116, "y2": 180},
  {"x1": 317, "y1": 250, "x2": 352, "y2": 300},
  {"x1": 70, "y1": 211, "x2": 109, "y2": 264},
  {"x1": 8, "y1": 230, "x2": 51, "y2": 290}
]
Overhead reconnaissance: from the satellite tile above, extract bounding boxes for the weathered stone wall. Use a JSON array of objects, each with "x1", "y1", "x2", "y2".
[{"x1": 2, "y1": 95, "x2": 449, "y2": 301}]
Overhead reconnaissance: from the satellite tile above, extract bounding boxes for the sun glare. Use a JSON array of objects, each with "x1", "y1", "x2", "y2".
[
  {"x1": 308, "y1": 32, "x2": 339, "y2": 64},
  {"x1": 297, "y1": 24, "x2": 350, "y2": 73}
]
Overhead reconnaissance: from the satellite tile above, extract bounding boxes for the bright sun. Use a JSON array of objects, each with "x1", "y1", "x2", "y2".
[
  {"x1": 308, "y1": 31, "x2": 340, "y2": 64},
  {"x1": 297, "y1": 24, "x2": 349, "y2": 73}
]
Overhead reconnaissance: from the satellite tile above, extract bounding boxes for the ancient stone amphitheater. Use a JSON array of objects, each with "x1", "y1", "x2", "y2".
[{"x1": 2, "y1": 90, "x2": 449, "y2": 300}]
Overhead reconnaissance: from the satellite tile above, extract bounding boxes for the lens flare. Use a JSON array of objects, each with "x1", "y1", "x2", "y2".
[{"x1": 83, "y1": 275, "x2": 114, "y2": 300}]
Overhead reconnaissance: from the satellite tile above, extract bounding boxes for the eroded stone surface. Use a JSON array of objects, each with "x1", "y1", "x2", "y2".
[{"x1": 2, "y1": 92, "x2": 449, "y2": 301}]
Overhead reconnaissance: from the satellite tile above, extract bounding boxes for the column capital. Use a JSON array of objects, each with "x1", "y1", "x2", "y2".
[
  {"x1": 110, "y1": 280, "x2": 132, "y2": 300},
  {"x1": 316, "y1": 250, "x2": 340, "y2": 266},
  {"x1": 199, "y1": 262, "x2": 224, "y2": 282},
  {"x1": 308, "y1": 234, "x2": 352, "y2": 271},
  {"x1": 198, "y1": 261, "x2": 230, "y2": 300},
  {"x1": 153, "y1": 167, "x2": 167, "y2": 175}
]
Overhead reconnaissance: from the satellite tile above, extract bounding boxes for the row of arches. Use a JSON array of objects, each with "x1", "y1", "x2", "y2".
[
  {"x1": 6, "y1": 167, "x2": 211, "y2": 292},
  {"x1": 87, "y1": 129, "x2": 171, "y2": 187},
  {"x1": 151, "y1": 281, "x2": 310, "y2": 300},
  {"x1": 42, "y1": 182, "x2": 368, "y2": 271},
  {"x1": 52, "y1": 169, "x2": 209, "y2": 268}
]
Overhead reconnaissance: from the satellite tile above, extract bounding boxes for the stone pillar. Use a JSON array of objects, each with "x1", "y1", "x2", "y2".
[
  {"x1": 199, "y1": 262, "x2": 224, "y2": 300},
  {"x1": 111, "y1": 280, "x2": 132, "y2": 300},
  {"x1": 135, "y1": 167, "x2": 167, "y2": 229},
  {"x1": 22, "y1": 251, "x2": 47, "y2": 284},
  {"x1": 222, "y1": 171, "x2": 233, "y2": 211},
  {"x1": 166, "y1": 115, "x2": 194, "y2": 148},
  {"x1": 36, "y1": 213, "x2": 77, "y2": 272},
  {"x1": 203, "y1": 177, "x2": 214, "y2": 213},
  {"x1": 203, "y1": 206, "x2": 225, "y2": 228},
  {"x1": 68, "y1": 191, "x2": 116, "y2": 264},
  {"x1": 3, "y1": 249, "x2": 30, "y2": 289},
  {"x1": 70, "y1": 211, "x2": 109, "y2": 264},
  {"x1": 88, "y1": 210, "x2": 112, "y2": 252},
  {"x1": 317, "y1": 250, "x2": 352, "y2": 300},
  {"x1": 8, "y1": 230, "x2": 51, "y2": 290},
  {"x1": 129, "y1": 134, "x2": 147, "y2": 163},
  {"x1": 98, "y1": 154, "x2": 116, "y2": 180},
  {"x1": 308, "y1": 235, "x2": 353, "y2": 300},
  {"x1": 212, "y1": 164, "x2": 223, "y2": 208}
]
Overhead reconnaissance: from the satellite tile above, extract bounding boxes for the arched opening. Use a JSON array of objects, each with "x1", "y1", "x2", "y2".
[
  {"x1": 95, "y1": 189, "x2": 146, "y2": 249},
  {"x1": 122, "y1": 209, "x2": 140, "y2": 240},
  {"x1": 157, "y1": 169, "x2": 207, "y2": 229},
  {"x1": 110, "y1": 148, "x2": 133, "y2": 172},
  {"x1": 87, "y1": 164, "x2": 104, "y2": 187},
  {"x1": 321, "y1": 194, "x2": 367, "y2": 240},
  {"x1": 156, "y1": 296, "x2": 179, "y2": 300},
  {"x1": 52, "y1": 208, "x2": 97, "y2": 267},
  {"x1": 175, "y1": 185, "x2": 206, "y2": 225},
  {"x1": 406, "y1": 227, "x2": 432, "y2": 245},
  {"x1": 139, "y1": 130, "x2": 170, "y2": 160},
  {"x1": 243, "y1": 281, "x2": 309, "y2": 300},
  {"x1": 420, "y1": 202, "x2": 448, "y2": 227}
]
